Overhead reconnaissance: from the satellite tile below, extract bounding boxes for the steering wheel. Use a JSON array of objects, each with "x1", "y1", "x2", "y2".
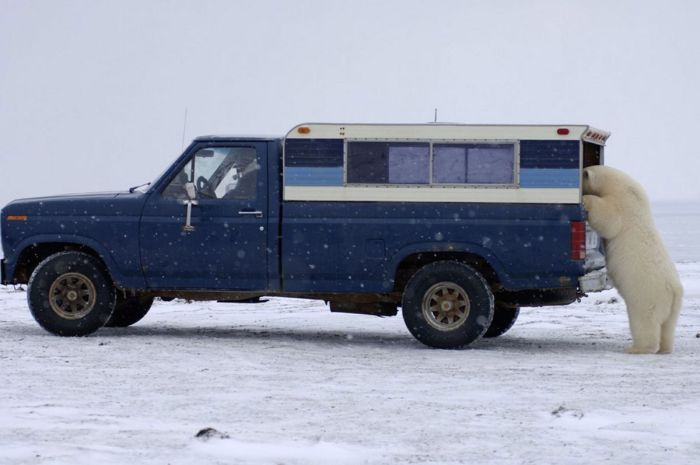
[{"x1": 196, "y1": 176, "x2": 215, "y2": 198}]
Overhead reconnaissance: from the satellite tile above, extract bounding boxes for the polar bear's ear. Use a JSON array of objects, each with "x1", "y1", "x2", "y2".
[{"x1": 582, "y1": 168, "x2": 596, "y2": 194}]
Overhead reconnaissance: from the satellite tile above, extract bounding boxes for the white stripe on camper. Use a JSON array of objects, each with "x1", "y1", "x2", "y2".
[{"x1": 284, "y1": 186, "x2": 580, "y2": 204}]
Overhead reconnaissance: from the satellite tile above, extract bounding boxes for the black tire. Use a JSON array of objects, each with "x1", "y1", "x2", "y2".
[
  {"x1": 402, "y1": 261, "x2": 494, "y2": 349},
  {"x1": 27, "y1": 251, "x2": 116, "y2": 336},
  {"x1": 105, "y1": 294, "x2": 154, "y2": 327},
  {"x1": 483, "y1": 304, "x2": 520, "y2": 338}
]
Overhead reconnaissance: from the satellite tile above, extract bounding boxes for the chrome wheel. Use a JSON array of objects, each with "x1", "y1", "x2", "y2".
[
  {"x1": 422, "y1": 282, "x2": 470, "y2": 331},
  {"x1": 48, "y1": 272, "x2": 97, "y2": 320}
]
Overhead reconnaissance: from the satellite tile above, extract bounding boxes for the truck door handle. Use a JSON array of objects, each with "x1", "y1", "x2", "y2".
[{"x1": 238, "y1": 210, "x2": 263, "y2": 218}]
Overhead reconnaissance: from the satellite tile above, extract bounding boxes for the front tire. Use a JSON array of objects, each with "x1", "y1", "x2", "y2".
[
  {"x1": 402, "y1": 261, "x2": 494, "y2": 349},
  {"x1": 28, "y1": 252, "x2": 116, "y2": 336}
]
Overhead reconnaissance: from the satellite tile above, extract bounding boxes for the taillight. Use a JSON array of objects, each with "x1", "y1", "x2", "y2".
[{"x1": 571, "y1": 221, "x2": 586, "y2": 260}]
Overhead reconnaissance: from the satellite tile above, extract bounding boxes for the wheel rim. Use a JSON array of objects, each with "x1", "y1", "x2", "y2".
[
  {"x1": 48, "y1": 272, "x2": 97, "y2": 320},
  {"x1": 422, "y1": 282, "x2": 470, "y2": 331}
]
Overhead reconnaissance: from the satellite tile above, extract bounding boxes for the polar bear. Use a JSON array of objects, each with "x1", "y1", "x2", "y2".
[{"x1": 582, "y1": 165, "x2": 683, "y2": 354}]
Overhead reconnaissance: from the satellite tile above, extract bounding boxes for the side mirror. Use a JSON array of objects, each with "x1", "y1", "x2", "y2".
[{"x1": 185, "y1": 182, "x2": 197, "y2": 201}]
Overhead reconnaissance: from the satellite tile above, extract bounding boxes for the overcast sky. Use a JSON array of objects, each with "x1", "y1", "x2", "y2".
[{"x1": 1, "y1": 0, "x2": 699, "y2": 207}]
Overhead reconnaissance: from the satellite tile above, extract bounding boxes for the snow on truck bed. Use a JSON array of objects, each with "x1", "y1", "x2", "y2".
[{"x1": 0, "y1": 263, "x2": 699, "y2": 465}]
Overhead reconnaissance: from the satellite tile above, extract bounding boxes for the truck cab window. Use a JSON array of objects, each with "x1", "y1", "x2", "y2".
[{"x1": 162, "y1": 147, "x2": 259, "y2": 200}]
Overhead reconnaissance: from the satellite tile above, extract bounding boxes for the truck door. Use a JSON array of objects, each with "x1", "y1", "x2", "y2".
[{"x1": 139, "y1": 142, "x2": 268, "y2": 290}]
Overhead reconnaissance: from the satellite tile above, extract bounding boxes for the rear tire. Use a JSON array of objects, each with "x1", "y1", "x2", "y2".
[
  {"x1": 27, "y1": 252, "x2": 116, "y2": 336},
  {"x1": 402, "y1": 261, "x2": 494, "y2": 349},
  {"x1": 105, "y1": 294, "x2": 154, "y2": 327},
  {"x1": 483, "y1": 304, "x2": 520, "y2": 338}
]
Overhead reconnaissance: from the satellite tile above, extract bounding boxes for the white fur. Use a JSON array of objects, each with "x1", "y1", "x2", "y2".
[{"x1": 582, "y1": 166, "x2": 683, "y2": 354}]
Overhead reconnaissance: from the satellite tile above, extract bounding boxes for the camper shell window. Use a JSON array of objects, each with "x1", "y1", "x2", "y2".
[
  {"x1": 347, "y1": 141, "x2": 516, "y2": 186},
  {"x1": 347, "y1": 142, "x2": 430, "y2": 184},
  {"x1": 433, "y1": 143, "x2": 515, "y2": 184}
]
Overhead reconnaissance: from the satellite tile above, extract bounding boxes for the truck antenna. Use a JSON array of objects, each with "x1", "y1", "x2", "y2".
[
  {"x1": 181, "y1": 108, "x2": 188, "y2": 150},
  {"x1": 434, "y1": 108, "x2": 438, "y2": 123}
]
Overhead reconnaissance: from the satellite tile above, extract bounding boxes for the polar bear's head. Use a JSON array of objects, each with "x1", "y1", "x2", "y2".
[{"x1": 583, "y1": 165, "x2": 649, "y2": 207}]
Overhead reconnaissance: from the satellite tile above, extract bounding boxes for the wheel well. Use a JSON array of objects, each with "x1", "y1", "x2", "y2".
[
  {"x1": 393, "y1": 252, "x2": 501, "y2": 294},
  {"x1": 12, "y1": 243, "x2": 105, "y2": 284}
]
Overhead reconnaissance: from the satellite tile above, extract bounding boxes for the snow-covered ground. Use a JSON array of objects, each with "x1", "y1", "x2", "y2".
[
  {"x1": 1, "y1": 268, "x2": 699, "y2": 464},
  {"x1": 1, "y1": 203, "x2": 699, "y2": 464}
]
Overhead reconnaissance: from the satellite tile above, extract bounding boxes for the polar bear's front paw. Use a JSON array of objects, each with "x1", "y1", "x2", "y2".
[{"x1": 625, "y1": 345, "x2": 659, "y2": 355}]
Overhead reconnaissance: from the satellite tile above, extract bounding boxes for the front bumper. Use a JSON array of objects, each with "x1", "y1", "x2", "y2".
[{"x1": 579, "y1": 268, "x2": 612, "y2": 293}]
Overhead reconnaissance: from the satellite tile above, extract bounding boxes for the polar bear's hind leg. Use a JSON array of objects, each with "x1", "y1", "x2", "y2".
[
  {"x1": 625, "y1": 309, "x2": 662, "y2": 354},
  {"x1": 659, "y1": 286, "x2": 683, "y2": 354},
  {"x1": 659, "y1": 315, "x2": 678, "y2": 354}
]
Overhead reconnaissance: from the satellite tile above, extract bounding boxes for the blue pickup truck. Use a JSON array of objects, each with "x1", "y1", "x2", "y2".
[{"x1": 1, "y1": 123, "x2": 610, "y2": 348}]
